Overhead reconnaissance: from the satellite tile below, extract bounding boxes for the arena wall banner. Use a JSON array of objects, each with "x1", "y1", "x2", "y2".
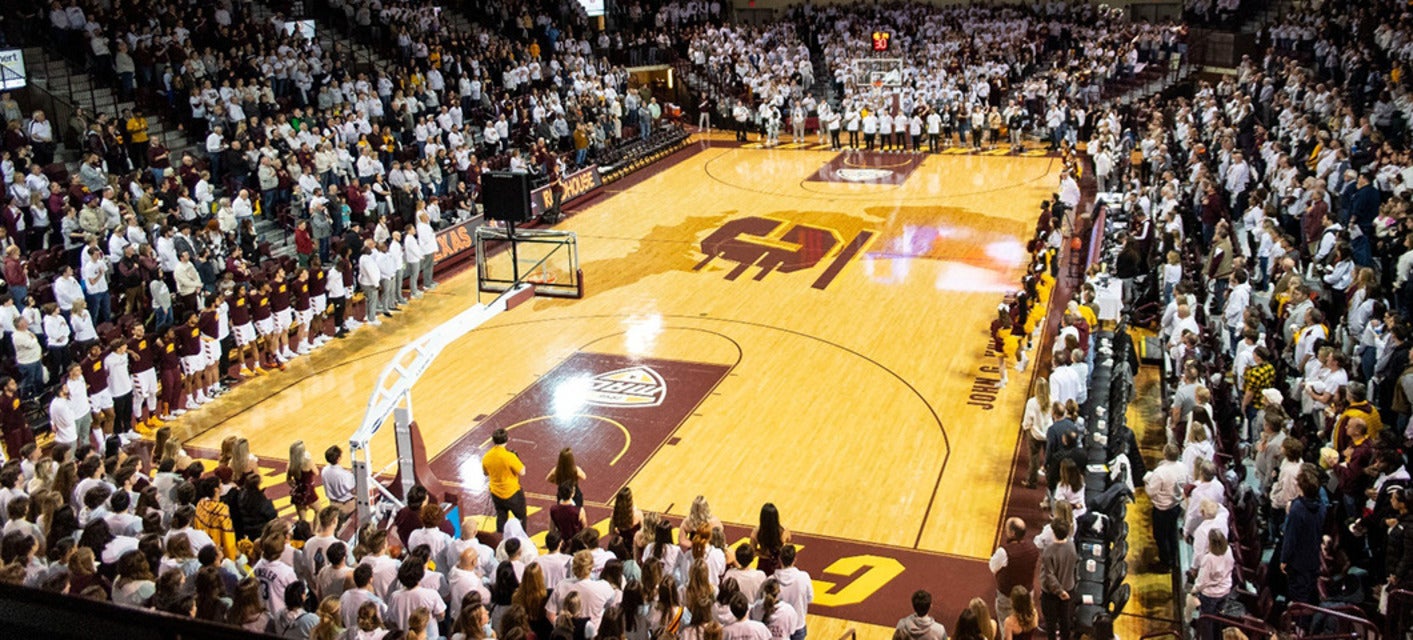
[
  {"x1": 432, "y1": 214, "x2": 485, "y2": 269},
  {"x1": 529, "y1": 165, "x2": 602, "y2": 217}
]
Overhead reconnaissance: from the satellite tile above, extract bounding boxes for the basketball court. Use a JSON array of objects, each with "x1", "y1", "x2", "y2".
[{"x1": 172, "y1": 134, "x2": 1063, "y2": 636}]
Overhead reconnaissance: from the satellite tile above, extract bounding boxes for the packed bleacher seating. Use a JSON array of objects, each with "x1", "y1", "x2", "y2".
[
  {"x1": 683, "y1": 2, "x2": 1186, "y2": 156},
  {"x1": 0, "y1": 0, "x2": 692, "y2": 439},
  {"x1": 1055, "y1": 0, "x2": 1413, "y2": 636},
  {"x1": 0, "y1": 0, "x2": 1169, "y2": 637}
]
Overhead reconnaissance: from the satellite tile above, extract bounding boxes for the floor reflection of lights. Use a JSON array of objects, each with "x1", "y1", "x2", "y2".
[
  {"x1": 862, "y1": 226, "x2": 1026, "y2": 291},
  {"x1": 623, "y1": 313, "x2": 664, "y2": 356}
]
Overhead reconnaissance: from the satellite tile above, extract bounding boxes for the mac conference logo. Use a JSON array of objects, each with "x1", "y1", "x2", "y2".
[
  {"x1": 835, "y1": 168, "x2": 895, "y2": 182},
  {"x1": 585, "y1": 366, "x2": 667, "y2": 408}
]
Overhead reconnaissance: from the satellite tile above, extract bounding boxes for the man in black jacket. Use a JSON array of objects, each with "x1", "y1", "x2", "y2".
[
  {"x1": 1046, "y1": 417, "x2": 1085, "y2": 494},
  {"x1": 225, "y1": 140, "x2": 252, "y2": 193},
  {"x1": 116, "y1": 245, "x2": 144, "y2": 316}
]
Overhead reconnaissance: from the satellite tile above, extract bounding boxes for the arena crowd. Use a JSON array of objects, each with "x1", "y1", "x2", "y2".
[{"x1": 4, "y1": 0, "x2": 1413, "y2": 638}]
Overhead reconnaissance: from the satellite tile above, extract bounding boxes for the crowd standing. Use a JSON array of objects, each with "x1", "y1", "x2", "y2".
[
  {"x1": 1024, "y1": 0, "x2": 1413, "y2": 635},
  {"x1": 18, "y1": 0, "x2": 1413, "y2": 637},
  {"x1": 0, "y1": 0, "x2": 699, "y2": 458},
  {"x1": 683, "y1": 2, "x2": 1186, "y2": 158}
]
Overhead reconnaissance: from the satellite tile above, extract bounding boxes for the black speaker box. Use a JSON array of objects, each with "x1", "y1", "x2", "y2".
[{"x1": 482, "y1": 171, "x2": 532, "y2": 223}]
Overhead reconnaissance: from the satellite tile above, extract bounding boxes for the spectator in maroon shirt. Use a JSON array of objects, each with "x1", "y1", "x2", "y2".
[
  {"x1": 147, "y1": 135, "x2": 171, "y2": 184},
  {"x1": 3, "y1": 245, "x2": 28, "y2": 311},
  {"x1": 116, "y1": 246, "x2": 144, "y2": 316},
  {"x1": 0, "y1": 201, "x2": 24, "y2": 248},
  {"x1": 345, "y1": 184, "x2": 367, "y2": 226},
  {"x1": 294, "y1": 221, "x2": 314, "y2": 268},
  {"x1": 392, "y1": 485, "x2": 454, "y2": 547},
  {"x1": 0, "y1": 377, "x2": 33, "y2": 458}
]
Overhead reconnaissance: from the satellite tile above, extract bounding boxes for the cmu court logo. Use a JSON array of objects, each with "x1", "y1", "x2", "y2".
[
  {"x1": 695, "y1": 216, "x2": 874, "y2": 290},
  {"x1": 585, "y1": 365, "x2": 667, "y2": 408}
]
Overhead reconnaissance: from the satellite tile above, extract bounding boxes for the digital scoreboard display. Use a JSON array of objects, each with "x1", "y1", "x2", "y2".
[{"x1": 871, "y1": 31, "x2": 891, "y2": 52}]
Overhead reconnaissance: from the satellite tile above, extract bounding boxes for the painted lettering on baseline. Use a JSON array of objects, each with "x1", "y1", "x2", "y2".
[{"x1": 968, "y1": 343, "x2": 1003, "y2": 410}]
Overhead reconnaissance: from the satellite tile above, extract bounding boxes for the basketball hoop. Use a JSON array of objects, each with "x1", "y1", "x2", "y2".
[{"x1": 855, "y1": 58, "x2": 903, "y2": 93}]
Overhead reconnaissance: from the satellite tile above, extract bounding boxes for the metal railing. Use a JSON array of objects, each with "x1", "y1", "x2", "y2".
[
  {"x1": 1194, "y1": 613, "x2": 1275, "y2": 637},
  {"x1": 292, "y1": 0, "x2": 409, "y2": 75},
  {"x1": 1279, "y1": 602, "x2": 1380, "y2": 639},
  {"x1": 4, "y1": 56, "x2": 78, "y2": 156},
  {"x1": 18, "y1": 79, "x2": 79, "y2": 163},
  {"x1": 22, "y1": 38, "x2": 107, "y2": 117},
  {"x1": 0, "y1": 581, "x2": 282, "y2": 639},
  {"x1": 1138, "y1": 632, "x2": 1182, "y2": 640},
  {"x1": 1389, "y1": 589, "x2": 1413, "y2": 638}
]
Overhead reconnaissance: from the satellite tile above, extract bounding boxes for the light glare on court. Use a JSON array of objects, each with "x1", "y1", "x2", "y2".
[
  {"x1": 985, "y1": 239, "x2": 1028, "y2": 266},
  {"x1": 553, "y1": 376, "x2": 594, "y2": 417},
  {"x1": 624, "y1": 313, "x2": 664, "y2": 356}
]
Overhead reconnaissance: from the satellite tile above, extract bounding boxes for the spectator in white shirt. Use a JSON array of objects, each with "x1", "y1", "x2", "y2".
[
  {"x1": 533, "y1": 530, "x2": 571, "y2": 594},
  {"x1": 340, "y1": 564, "x2": 388, "y2": 632},
  {"x1": 448, "y1": 545, "x2": 492, "y2": 622},
  {"x1": 357, "y1": 528, "x2": 402, "y2": 598},
  {"x1": 253, "y1": 537, "x2": 300, "y2": 616},
  {"x1": 315, "y1": 542, "x2": 354, "y2": 603},
  {"x1": 405, "y1": 503, "x2": 454, "y2": 570},
  {"x1": 49, "y1": 382, "x2": 77, "y2": 448},
  {"x1": 723, "y1": 592, "x2": 771, "y2": 640},
  {"x1": 387, "y1": 562, "x2": 447, "y2": 639},
  {"x1": 52, "y1": 266, "x2": 84, "y2": 312},
  {"x1": 165, "y1": 507, "x2": 216, "y2": 552},
  {"x1": 69, "y1": 300, "x2": 98, "y2": 345},
  {"x1": 557, "y1": 550, "x2": 618, "y2": 628},
  {"x1": 357, "y1": 239, "x2": 383, "y2": 325},
  {"x1": 81, "y1": 247, "x2": 111, "y2": 324},
  {"x1": 774, "y1": 545, "x2": 814, "y2": 640},
  {"x1": 724, "y1": 544, "x2": 768, "y2": 604},
  {"x1": 321, "y1": 445, "x2": 358, "y2": 527},
  {"x1": 231, "y1": 190, "x2": 254, "y2": 222}
]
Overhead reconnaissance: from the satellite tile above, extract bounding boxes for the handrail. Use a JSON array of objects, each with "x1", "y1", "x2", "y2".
[
  {"x1": 1280, "y1": 602, "x2": 1380, "y2": 639},
  {"x1": 0, "y1": 581, "x2": 283, "y2": 639},
  {"x1": 1389, "y1": 589, "x2": 1413, "y2": 638},
  {"x1": 1195, "y1": 613, "x2": 1275, "y2": 636}
]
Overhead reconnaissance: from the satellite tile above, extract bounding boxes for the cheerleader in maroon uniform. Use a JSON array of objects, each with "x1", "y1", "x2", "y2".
[
  {"x1": 990, "y1": 305, "x2": 1014, "y2": 389},
  {"x1": 292, "y1": 269, "x2": 313, "y2": 356},
  {"x1": 251, "y1": 281, "x2": 282, "y2": 371},
  {"x1": 269, "y1": 269, "x2": 296, "y2": 362},
  {"x1": 287, "y1": 440, "x2": 318, "y2": 524},
  {"x1": 127, "y1": 324, "x2": 160, "y2": 433},
  {"x1": 308, "y1": 258, "x2": 330, "y2": 348},
  {"x1": 228, "y1": 284, "x2": 265, "y2": 378}
]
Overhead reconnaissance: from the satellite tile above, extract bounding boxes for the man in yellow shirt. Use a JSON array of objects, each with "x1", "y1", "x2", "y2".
[
  {"x1": 125, "y1": 109, "x2": 150, "y2": 170},
  {"x1": 482, "y1": 428, "x2": 526, "y2": 532}
]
